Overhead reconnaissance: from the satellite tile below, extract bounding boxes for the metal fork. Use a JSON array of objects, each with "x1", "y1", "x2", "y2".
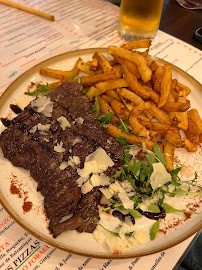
[{"x1": 176, "y1": 0, "x2": 202, "y2": 9}]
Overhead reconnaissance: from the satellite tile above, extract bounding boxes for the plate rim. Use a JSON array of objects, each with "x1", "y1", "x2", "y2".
[{"x1": 0, "y1": 48, "x2": 202, "y2": 259}]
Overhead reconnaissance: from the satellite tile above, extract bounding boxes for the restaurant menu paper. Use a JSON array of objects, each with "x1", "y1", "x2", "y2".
[{"x1": 0, "y1": 0, "x2": 201, "y2": 269}]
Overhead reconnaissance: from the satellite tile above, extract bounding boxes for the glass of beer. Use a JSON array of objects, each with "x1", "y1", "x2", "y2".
[{"x1": 117, "y1": 0, "x2": 164, "y2": 41}]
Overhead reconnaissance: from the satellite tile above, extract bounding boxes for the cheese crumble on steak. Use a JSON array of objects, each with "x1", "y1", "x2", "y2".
[{"x1": 0, "y1": 81, "x2": 124, "y2": 238}]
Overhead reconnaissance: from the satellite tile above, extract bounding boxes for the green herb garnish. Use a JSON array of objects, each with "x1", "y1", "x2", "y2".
[
  {"x1": 118, "y1": 119, "x2": 130, "y2": 134},
  {"x1": 150, "y1": 219, "x2": 161, "y2": 240},
  {"x1": 25, "y1": 83, "x2": 52, "y2": 97},
  {"x1": 98, "y1": 112, "x2": 114, "y2": 125},
  {"x1": 99, "y1": 224, "x2": 133, "y2": 238},
  {"x1": 161, "y1": 203, "x2": 199, "y2": 214}
]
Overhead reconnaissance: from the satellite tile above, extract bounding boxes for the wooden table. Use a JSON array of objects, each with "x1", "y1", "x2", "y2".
[
  {"x1": 160, "y1": 0, "x2": 202, "y2": 50},
  {"x1": 114, "y1": 0, "x2": 202, "y2": 50}
]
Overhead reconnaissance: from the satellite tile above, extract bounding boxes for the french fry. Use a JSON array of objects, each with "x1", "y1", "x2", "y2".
[
  {"x1": 121, "y1": 39, "x2": 152, "y2": 50},
  {"x1": 118, "y1": 88, "x2": 144, "y2": 105},
  {"x1": 118, "y1": 94, "x2": 135, "y2": 112},
  {"x1": 149, "y1": 103, "x2": 171, "y2": 124},
  {"x1": 129, "y1": 105, "x2": 148, "y2": 138},
  {"x1": 40, "y1": 58, "x2": 81, "y2": 79},
  {"x1": 101, "y1": 94, "x2": 114, "y2": 103},
  {"x1": 105, "y1": 89, "x2": 122, "y2": 101},
  {"x1": 188, "y1": 109, "x2": 202, "y2": 135},
  {"x1": 165, "y1": 130, "x2": 185, "y2": 148},
  {"x1": 150, "y1": 132, "x2": 165, "y2": 143},
  {"x1": 164, "y1": 141, "x2": 175, "y2": 172},
  {"x1": 177, "y1": 89, "x2": 188, "y2": 130},
  {"x1": 90, "y1": 57, "x2": 98, "y2": 71},
  {"x1": 86, "y1": 86, "x2": 98, "y2": 101},
  {"x1": 149, "y1": 61, "x2": 159, "y2": 72},
  {"x1": 93, "y1": 52, "x2": 113, "y2": 73},
  {"x1": 161, "y1": 100, "x2": 190, "y2": 112},
  {"x1": 184, "y1": 138, "x2": 198, "y2": 152},
  {"x1": 96, "y1": 79, "x2": 128, "y2": 95},
  {"x1": 158, "y1": 63, "x2": 172, "y2": 108},
  {"x1": 122, "y1": 58, "x2": 140, "y2": 79},
  {"x1": 111, "y1": 99, "x2": 125, "y2": 115},
  {"x1": 176, "y1": 82, "x2": 191, "y2": 96},
  {"x1": 140, "y1": 120, "x2": 175, "y2": 131},
  {"x1": 171, "y1": 79, "x2": 177, "y2": 91},
  {"x1": 108, "y1": 125, "x2": 154, "y2": 150},
  {"x1": 184, "y1": 118, "x2": 200, "y2": 145},
  {"x1": 80, "y1": 69, "x2": 121, "y2": 86},
  {"x1": 121, "y1": 64, "x2": 150, "y2": 99},
  {"x1": 144, "y1": 86, "x2": 160, "y2": 104},
  {"x1": 46, "y1": 81, "x2": 62, "y2": 90},
  {"x1": 107, "y1": 46, "x2": 152, "y2": 83},
  {"x1": 98, "y1": 97, "x2": 119, "y2": 124},
  {"x1": 77, "y1": 59, "x2": 102, "y2": 75},
  {"x1": 144, "y1": 109, "x2": 153, "y2": 120},
  {"x1": 152, "y1": 65, "x2": 165, "y2": 94}
]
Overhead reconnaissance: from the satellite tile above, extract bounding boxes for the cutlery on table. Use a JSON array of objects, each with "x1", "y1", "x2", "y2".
[{"x1": 176, "y1": 0, "x2": 202, "y2": 9}]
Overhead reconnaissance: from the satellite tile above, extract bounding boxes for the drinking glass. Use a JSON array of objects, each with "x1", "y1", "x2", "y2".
[{"x1": 117, "y1": 0, "x2": 164, "y2": 41}]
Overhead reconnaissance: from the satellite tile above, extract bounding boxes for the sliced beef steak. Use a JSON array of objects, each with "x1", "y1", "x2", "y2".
[{"x1": 0, "y1": 81, "x2": 124, "y2": 237}]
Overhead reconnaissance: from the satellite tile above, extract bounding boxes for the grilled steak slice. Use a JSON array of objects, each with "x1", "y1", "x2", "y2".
[
  {"x1": 52, "y1": 187, "x2": 102, "y2": 238},
  {"x1": 0, "y1": 81, "x2": 124, "y2": 237}
]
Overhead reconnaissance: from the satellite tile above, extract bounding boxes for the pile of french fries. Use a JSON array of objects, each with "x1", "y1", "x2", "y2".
[{"x1": 37, "y1": 39, "x2": 202, "y2": 172}]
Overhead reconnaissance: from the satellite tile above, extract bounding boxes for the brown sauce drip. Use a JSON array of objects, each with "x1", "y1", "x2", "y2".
[
  {"x1": 137, "y1": 205, "x2": 166, "y2": 220},
  {"x1": 1, "y1": 118, "x2": 11, "y2": 127},
  {"x1": 10, "y1": 104, "x2": 22, "y2": 114}
]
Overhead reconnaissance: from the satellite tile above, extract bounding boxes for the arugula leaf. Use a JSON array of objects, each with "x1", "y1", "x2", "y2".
[
  {"x1": 153, "y1": 142, "x2": 166, "y2": 168},
  {"x1": 109, "y1": 168, "x2": 124, "y2": 183},
  {"x1": 115, "y1": 135, "x2": 127, "y2": 145},
  {"x1": 148, "y1": 203, "x2": 160, "y2": 213},
  {"x1": 26, "y1": 83, "x2": 52, "y2": 97},
  {"x1": 82, "y1": 89, "x2": 88, "y2": 95},
  {"x1": 132, "y1": 159, "x2": 143, "y2": 176},
  {"x1": 98, "y1": 112, "x2": 114, "y2": 125},
  {"x1": 129, "y1": 209, "x2": 142, "y2": 218},
  {"x1": 170, "y1": 167, "x2": 182, "y2": 176},
  {"x1": 171, "y1": 175, "x2": 181, "y2": 186},
  {"x1": 150, "y1": 219, "x2": 161, "y2": 240},
  {"x1": 118, "y1": 119, "x2": 130, "y2": 134},
  {"x1": 161, "y1": 203, "x2": 199, "y2": 214},
  {"x1": 64, "y1": 74, "x2": 78, "y2": 81},
  {"x1": 146, "y1": 153, "x2": 158, "y2": 166},
  {"x1": 91, "y1": 92, "x2": 100, "y2": 118},
  {"x1": 169, "y1": 188, "x2": 202, "y2": 196},
  {"x1": 99, "y1": 224, "x2": 133, "y2": 238}
]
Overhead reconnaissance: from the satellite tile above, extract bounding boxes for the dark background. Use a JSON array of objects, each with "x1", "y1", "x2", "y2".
[{"x1": 113, "y1": 0, "x2": 202, "y2": 50}]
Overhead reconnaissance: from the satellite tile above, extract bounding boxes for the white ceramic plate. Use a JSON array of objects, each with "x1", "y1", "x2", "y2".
[{"x1": 0, "y1": 48, "x2": 201, "y2": 258}]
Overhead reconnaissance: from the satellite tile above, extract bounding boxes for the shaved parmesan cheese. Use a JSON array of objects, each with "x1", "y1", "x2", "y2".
[
  {"x1": 86, "y1": 147, "x2": 114, "y2": 173},
  {"x1": 72, "y1": 137, "x2": 82, "y2": 146},
  {"x1": 30, "y1": 123, "x2": 50, "y2": 133},
  {"x1": 54, "y1": 141, "x2": 65, "y2": 153},
  {"x1": 90, "y1": 173, "x2": 109, "y2": 187},
  {"x1": 59, "y1": 162, "x2": 68, "y2": 170},
  {"x1": 57, "y1": 116, "x2": 71, "y2": 130},
  {"x1": 119, "y1": 192, "x2": 134, "y2": 209},
  {"x1": 75, "y1": 117, "x2": 84, "y2": 125},
  {"x1": 100, "y1": 187, "x2": 112, "y2": 199},
  {"x1": 77, "y1": 147, "x2": 114, "y2": 193},
  {"x1": 81, "y1": 181, "x2": 93, "y2": 194},
  {"x1": 70, "y1": 156, "x2": 80, "y2": 165},
  {"x1": 31, "y1": 96, "x2": 53, "y2": 117},
  {"x1": 150, "y1": 162, "x2": 171, "y2": 190},
  {"x1": 37, "y1": 123, "x2": 51, "y2": 131},
  {"x1": 30, "y1": 126, "x2": 38, "y2": 133},
  {"x1": 78, "y1": 160, "x2": 97, "y2": 179}
]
